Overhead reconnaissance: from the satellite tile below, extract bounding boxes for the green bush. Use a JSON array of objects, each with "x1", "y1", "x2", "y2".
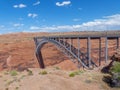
[
  {"x1": 15, "y1": 87, "x2": 19, "y2": 90},
  {"x1": 10, "y1": 70, "x2": 18, "y2": 76},
  {"x1": 110, "y1": 62, "x2": 120, "y2": 73},
  {"x1": 69, "y1": 70, "x2": 84, "y2": 77},
  {"x1": 69, "y1": 73, "x2": 75, "y2": 77},
  {"x1": 118, "y1": 76, "x2": 120, "y2": 80},
  {"x1": 27, "y1": 70, "x2": 33, "y2": 76},
  {"x1": 39, "y1": 71, "x2": 47, "y2": 75},
  {"x1": 4, "y1": 71, "x2": 9, "y2": 75},
  {"x1": 109, "y1": 61, "x2": 120, "y2": 87},
  {"x1": 74, "y1": 70, "x2": 84, "y2": 75},
  {"x1": 54, "y1": 67, "x2": 60, "y2": 70}
]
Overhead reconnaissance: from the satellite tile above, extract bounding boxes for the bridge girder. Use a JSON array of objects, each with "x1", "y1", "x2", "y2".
[{"x1": 34, "y1": 35, "x2": 120, "y2": 70}]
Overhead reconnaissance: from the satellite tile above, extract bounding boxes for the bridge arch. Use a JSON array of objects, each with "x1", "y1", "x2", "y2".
[
  {"x1": 35, "y1": 38, "x2": 90, "y2": 69},
  {"x1": 34, "y1": 33, "x2": 120, "y2": 70}
]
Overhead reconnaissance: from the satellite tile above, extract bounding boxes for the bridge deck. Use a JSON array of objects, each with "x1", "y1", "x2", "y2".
[{"x1": 34, "y1": 33, "x2": 120, "y2": 69}]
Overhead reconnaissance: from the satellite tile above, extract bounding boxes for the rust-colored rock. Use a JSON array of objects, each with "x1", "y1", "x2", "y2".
[
  {"x1": 0, "y1": 32, "x2": 119, "y2": 71},
  {"x1": 112, "y1": 48, "x2": 120, "y2": 62}
]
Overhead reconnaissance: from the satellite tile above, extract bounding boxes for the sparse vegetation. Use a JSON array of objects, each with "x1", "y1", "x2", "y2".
[
  {"x1": 85, "y1": 79, "x2": 92, "y2": 83},
  {"x1": 110, "y1": 62, "x2": 120, "y2": 73},
  {"x1": 5, "y1": 87, "x2": 9, "y2": 90},
  {"x1": 69, "y1": 70, "x2": 84, "y2": 77},
  {"x1": 19, "y1": 75, "x2": 26, "y2": 80},
  {"x1": 4, "y1": 71, "x2": 9, "y2": 75},
  {"x1": 6, "y1": 79, "x2": 15, "y2": 86},
  {"x1": 54, "y1": 67, "x2": 60, "y2": 70},
  {"x1": 69, "y1": 72, "x2": 75, "y2": 77},
  {"x1": 39, "y1": 70, "x2": 48, "y2": 75},
  {"x1": 27, "y1": 69, "x2": 33, "y2": 76},
  {"x1": 10, "y1": 70, "x2": 18, "y2": 76},
  {"x1": 110, "y1": 61, "x2": 120, "y2": 87},
  {"x1": 15, "y1": 87, "x2": 19, "y2": 90},
  {"x1": 103, "y1": 61, "x2": 120, "y2": 87},
  {"x1": 1, "y1": 32, "x2": 120, "y2": 90}
]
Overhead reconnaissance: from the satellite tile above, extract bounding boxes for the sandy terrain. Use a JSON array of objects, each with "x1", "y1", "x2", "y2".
[{"x1": 0, "y1": 68, "x2": 119, "y2": 90}]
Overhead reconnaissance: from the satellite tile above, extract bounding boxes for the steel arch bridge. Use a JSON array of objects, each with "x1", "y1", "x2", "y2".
[{"x1": 34, "y1": 34, "x2": 120, "y2": 70}]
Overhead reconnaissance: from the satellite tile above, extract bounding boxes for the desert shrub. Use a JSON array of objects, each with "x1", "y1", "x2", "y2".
[
  {"x1": 69, "y1": 70, "x2": 84, "y2": 77},
  {"x1": 39, "y1": 70, "x2": 47, "y2": 75},
  {"x1": 19, "y1": 75, "x2": 26, "y2": 79},
  {"x1": 110, "y1": 62, "x2": 120, "y2": 73},
  {"x1": 4, "y1": 71, "x2": 9, "y2": 75},
  {"x1": 5, "y1": 88, "x2": 9, "y2": 90},
  {"x1": 10, "y1": 70, "x2": 18, "y2": 76},
  {"x1": 74, "y1": 70, "x2": 84, "y2": 75},
  {"x1": 6, "y1": 80, "x2": 16, "y2": 86},
  {"x1": 69, "y1": 72, "x2": 75, "y2": 77},
  {"x1": 85, "y1": 79, "x2": 92, "y2": 83},
  {"x1": 109, "y1": 61, "x2": 120, "y2": 87},
  {"x1": 15, "y1": 87, "x2": 19, "y2": 90},
  {"x1": 54, "y1": 67, "x2": 60, "y2": 70},
  {"x1": 27, "y1": 70, "x2": 33, "y2": 76}
]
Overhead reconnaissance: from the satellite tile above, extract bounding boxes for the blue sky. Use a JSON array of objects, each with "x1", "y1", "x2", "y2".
[{"x1": 0, "y1": 0, "x2": 120, "y2": 34}]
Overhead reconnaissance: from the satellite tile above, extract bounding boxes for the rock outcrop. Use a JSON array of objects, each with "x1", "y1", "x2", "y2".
[{"x1": 112, "y1": 48, "x2": 120, "y2": 62}]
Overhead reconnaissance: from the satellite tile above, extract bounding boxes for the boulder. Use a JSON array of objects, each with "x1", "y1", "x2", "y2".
[{"x1": 111, "y1": 72, "x2": 120, "y2": 87}]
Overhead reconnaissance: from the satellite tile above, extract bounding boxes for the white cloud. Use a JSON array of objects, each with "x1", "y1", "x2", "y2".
[
  {"x1": 13, "y1": 23, "x2": 24, "y2": 27},
  {"x1": 13, "y1": 4, "x2": 27, "y2": 8},
  {"x1": 56, "y1": 1, "x2": 71, "y2": 7},
  {"x1": 29, "y1": 14, "x2": 120, "y2": 32},
  {"x1": 13, "y1": 5, "x2": 18, "y2": 8},
  {"x1": 30, "y1": 25, "x2": 76, "y2": 32},
  {"x1": 80, "y1": 14, "x2": 120, "y2": 29},
  {"x1": 73, "y1": 18, "x2": 80, "y2": 22},
  {"x1": 18, "y1": 18, "x2": 23, "y2": 20},
  {"x1": 78, "y1": 8, "x2": 82, "y2": 10},
  {"x1": 28, "y1": 13, "x2": 38, "y2": 18},
  {"x1": 73, "y1": 14, "x2": 120, "y2": 30},
  {"x1": 33, "y1": 1, "x2": 40, "y2": 6},
  {"x1": 0, "y1": 25, "x2": 5, "y2": 28},
  {"x1": 30, "y1": 26, "x2": 40, "y2": 30}
]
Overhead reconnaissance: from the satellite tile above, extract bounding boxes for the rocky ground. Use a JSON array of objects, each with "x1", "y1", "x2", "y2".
[{"x1": 0, "y1": 32, "x2": 119, "y2": 90}]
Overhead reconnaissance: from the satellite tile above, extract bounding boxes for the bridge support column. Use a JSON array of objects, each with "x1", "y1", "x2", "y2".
[
  {"x1": 59, "y1": 37, "x2": 61, "y2": 42},
  {"x1": 117, "y1": 37, "x2": 119, "y2": 49},
  {"x1": 36, "y1": 51, "x2": 45, "y2": 68},
  {"x1": 87, "y1": 37, "x2": 91, "y2": 67},
  {"x1": 99, "y1": 38, "x2": 101, "y2": 66},
  {"x1": 77, "y1": 37, "x2": 80, "y2": 68},
  {"x1": 78, "y1": 37, "x2": 80, "y2": 58},
  {"x1": 34, "y1": 37, "x2": 38, "y2": 46},
  {"x1": 63, "y1": 37, "x2": 66, "y2": 46},
  {"x1": 70, "y1": 38, "x2": 72, "y2": 51},
  {"x1": 105, "y1": 37, "x2": 108, "y2": 63}
]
